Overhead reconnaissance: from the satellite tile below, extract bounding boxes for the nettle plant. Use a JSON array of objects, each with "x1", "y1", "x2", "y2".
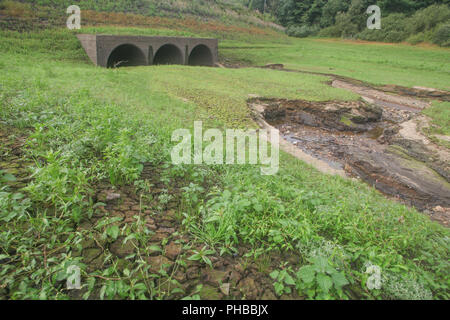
[
  {"x1": 296, "y1": 256, "x2": 349, "y2": 299},
  {"x1": 270, "y1": 256, "x2": 350, "y2": 299}
]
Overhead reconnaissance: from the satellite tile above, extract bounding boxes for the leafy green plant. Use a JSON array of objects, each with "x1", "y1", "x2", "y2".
[
  {"x1": 270, "y1": 264, "x2": 296, "y2": 296},
  {"x1": 188, "y1": 246, "x2": 216, "y2": 268},
  {"x1": 296, "y1": 256, "x2": 349, "y2": 299}
]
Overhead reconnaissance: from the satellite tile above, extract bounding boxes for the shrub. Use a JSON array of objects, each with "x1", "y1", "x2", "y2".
[
  {"x1": 357, "y1": 13, "x2": 409, "y2": 43},
  {"x1": 334, "y1": 12, "x2": 358, "y2": 39},
  {"x1": 406, "y1": 32, "x2": 426, "y2": 45},
  {"x1": 432, "y1": 24, "x2": 450, "y2": 47},
  {"x1": 318, "y1": 25, "x2": 342, "y2": 38},
  {"x1": 406, "y1": 4, "x2": 450, "y2": 35},
  {"x1": 286, "y1": 24, "x2": 319, "y2": 38}
]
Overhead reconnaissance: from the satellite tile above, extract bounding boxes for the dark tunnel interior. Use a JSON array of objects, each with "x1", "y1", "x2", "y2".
[
  {"x1": 152, "y1": 44, "x2": 184, "y2": 65},
  {"x1": 107, "y1": 44, "x2": 147, "y2": 68},
  {"x1": 188, "y1": 45, "x2": 214, "y2": 66}
]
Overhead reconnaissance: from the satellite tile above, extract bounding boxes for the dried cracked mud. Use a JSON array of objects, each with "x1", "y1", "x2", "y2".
[
  {"x1": 249, "y1": 66, "x2": 450, "y2": 226},
  {"x1": 0, "y1": 124, "x2": 300, "y2": 300}
]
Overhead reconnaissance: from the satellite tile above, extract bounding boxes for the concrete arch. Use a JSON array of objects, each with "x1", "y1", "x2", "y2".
[
  {"x1": 153, "y1": 44, "x2": 183, "y2": 65},
  {"x1": 107, "y1": 44, "x2": 147, "y2": 68},
  {"x1": 77, "y1": 34, "x2": 218, "y2": 68},
  {"x1": 188, "y1": 44, "x2": 214, "y2": 66}
]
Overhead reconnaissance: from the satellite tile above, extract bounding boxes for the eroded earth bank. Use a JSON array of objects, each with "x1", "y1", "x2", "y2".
[{"x1": 249, "y1": 69, "x2": 450, "y2": 226}]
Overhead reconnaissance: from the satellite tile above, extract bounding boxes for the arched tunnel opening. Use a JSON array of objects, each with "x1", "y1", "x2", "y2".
[
  {"x1": 153, "y1": 44, "x2": 183, "y2": 65},
  {"x1": 188, "y1": 45, "x2": 214, "y2": 66},
  {"x1": 107, "y1": 44, "x2": 147, "y2": 68}
]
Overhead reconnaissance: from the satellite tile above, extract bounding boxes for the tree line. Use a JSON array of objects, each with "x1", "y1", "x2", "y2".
[{"x1": 243, "y1": 0, "x2": 450, "y2": 46}]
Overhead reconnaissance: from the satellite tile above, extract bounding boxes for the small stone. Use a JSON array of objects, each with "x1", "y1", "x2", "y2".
[
  {"x1": 106, "y1": 193, "x2": 121, "y2": 201},
  {"x1": 220, "y1": 283, "x2": 231, "y2": 296}
]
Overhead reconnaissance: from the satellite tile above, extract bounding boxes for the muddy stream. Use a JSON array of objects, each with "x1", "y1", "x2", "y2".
[{"x1": 248, "y1": 65, "x2": 450, "y2": 226}]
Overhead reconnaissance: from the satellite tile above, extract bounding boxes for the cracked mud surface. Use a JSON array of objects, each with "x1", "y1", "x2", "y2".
[{"x1": 0, "y1": 124, "x2": 301, "y2": 300}]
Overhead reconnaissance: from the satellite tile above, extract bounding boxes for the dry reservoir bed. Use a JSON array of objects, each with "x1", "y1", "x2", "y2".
[{"x1": 249, "y1": 76, "x2": 450, "y2": 227}]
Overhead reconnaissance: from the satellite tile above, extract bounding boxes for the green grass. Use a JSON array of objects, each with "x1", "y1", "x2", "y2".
[
  {"x1": 0, "y1": 28, "x2": 449, "y2": 300},
  {"x1": 221, "y1": 38, "x2": 450, "y2": 91},
  {"x1": 423, "y1": 101, "x2": 450, "y2": 136},
  {"x1": 422, "y1": 101, "x2": 450, "y2": 148}
]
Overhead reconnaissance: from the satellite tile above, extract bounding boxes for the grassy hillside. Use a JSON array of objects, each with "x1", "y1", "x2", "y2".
[
  {"x1": 2, "y1": 0, "x2": 283, "y2": 33},
  {"x1": 0, "y1": 1, "x2": 449, "y2": 300}
]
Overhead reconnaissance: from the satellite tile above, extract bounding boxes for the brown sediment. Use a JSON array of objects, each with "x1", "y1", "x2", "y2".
[{"x1": 249, "y1": 92, "x2": 450, "y2": 226}]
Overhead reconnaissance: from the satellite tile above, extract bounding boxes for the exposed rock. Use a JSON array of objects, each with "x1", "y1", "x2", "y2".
[
  {"x1": 254, "y1": 96, "x2": 450, "y2": 226},
  {"x1": 106, "y1": 192, "x2": 121, "y2": 201},
  {"x1": 220, "y1": 283, "x2": 231, "y2": 296}
]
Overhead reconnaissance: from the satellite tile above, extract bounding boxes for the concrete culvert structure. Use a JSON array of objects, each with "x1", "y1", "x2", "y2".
[
  {"x1": 107, "y1": 44, "x2": 147, "y2": 68},
  {"x1": 153, "y1": 44, "x2": 183, "y2": 65},
  {"x1": 77, "y1": 35, "x2": 218, "y2": 68},
  {"x1": 189, "y1": 44, "x2": 214, "y2": 66}
]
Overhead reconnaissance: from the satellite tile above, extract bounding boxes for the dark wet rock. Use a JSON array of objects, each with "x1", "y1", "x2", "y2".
[
  {"x1": 255, "y1": 97, "x2": 450, "y2": 225},
  {"x1": 379, "y1": 84, "x2": 450, "y2": 102},
  {"x1": 263, "y1": 63, "x2": 284, "y2": 70},
  {"x1": 260, "y1": 98, "x2": 382, "y2": 133},
  {"x1": 390, "y1": 139, "x2": 449, "y2": 182}
]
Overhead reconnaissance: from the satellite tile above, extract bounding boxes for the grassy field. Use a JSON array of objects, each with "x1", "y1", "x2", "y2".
[
  {"x1": 222, "y1": 38, "x2": 450, "y2": 91},
  {"x1": 0, "y1": 22, "x2": 449, "y2": 301}
]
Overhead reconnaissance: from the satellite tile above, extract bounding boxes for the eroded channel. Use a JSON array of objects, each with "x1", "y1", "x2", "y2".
[{"x1": 249, "y1": 81, "x2": 450, "y2": 226}]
